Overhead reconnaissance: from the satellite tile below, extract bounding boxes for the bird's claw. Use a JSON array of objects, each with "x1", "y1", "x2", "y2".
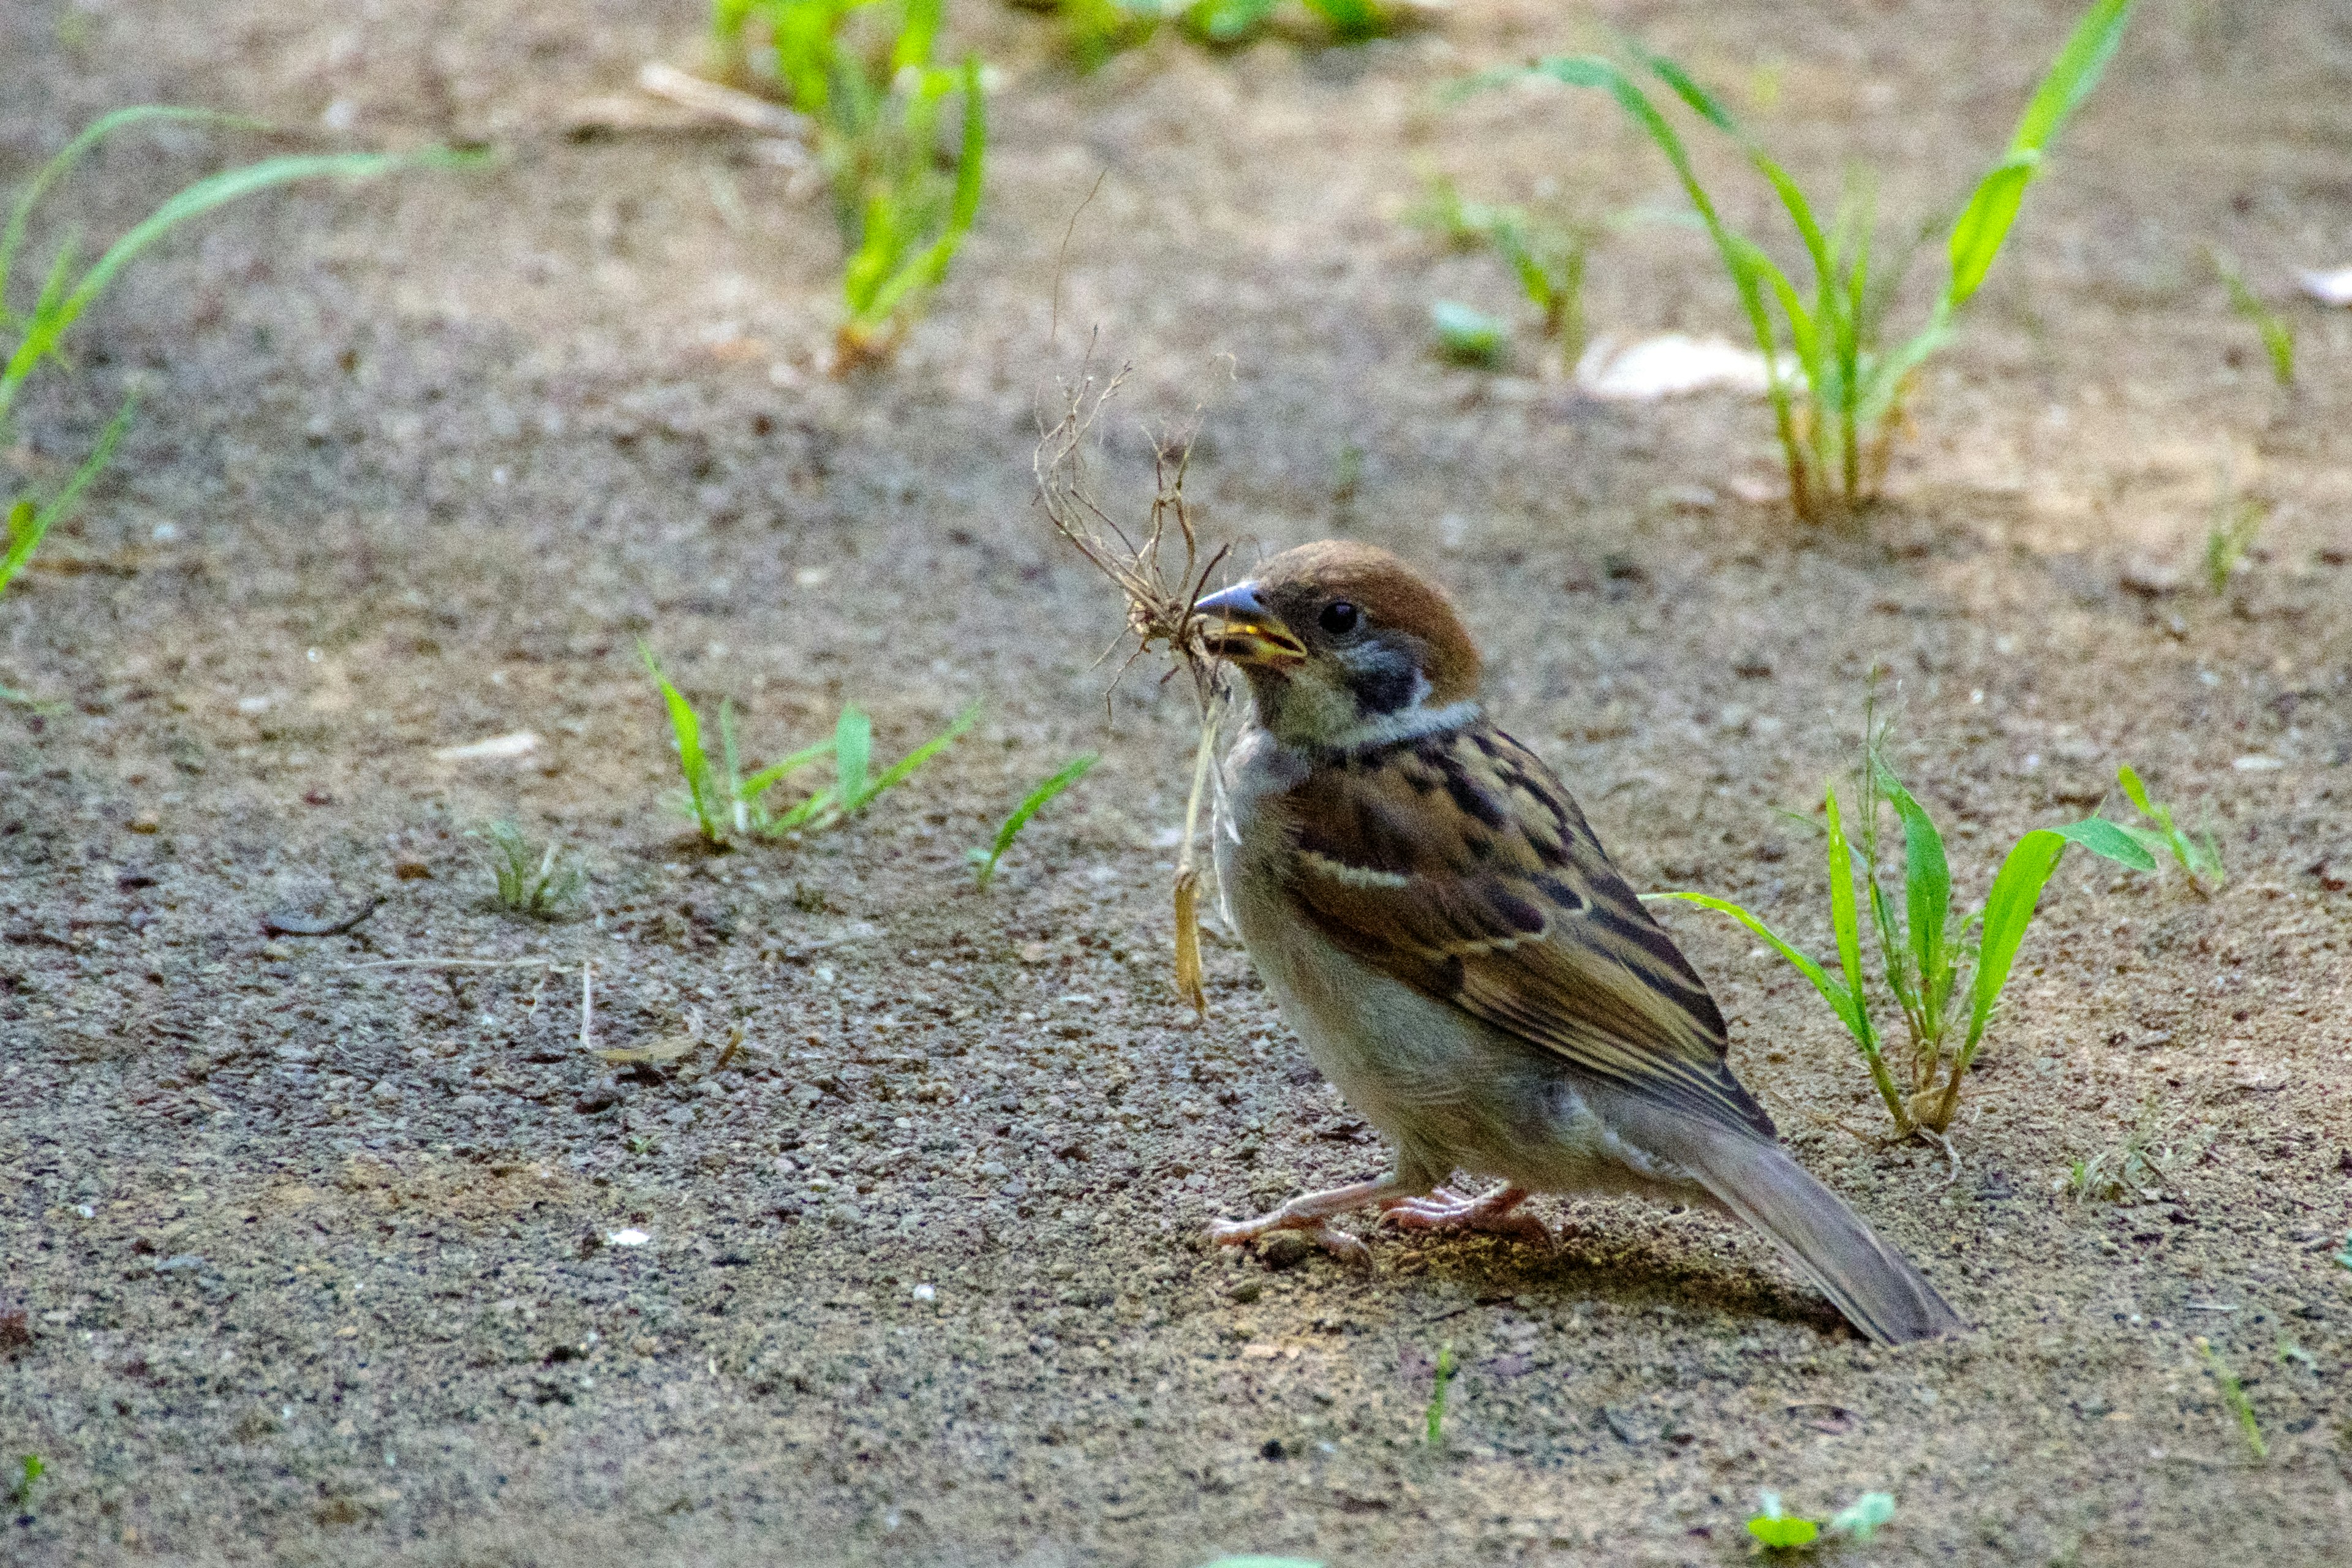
[
  {"x1": 1205, "y1": 1216, "x2": 1372, "y2": 1267},
  {"x1": 1379, "y1": 1185, "x2": 1551, "y2": 1246}
]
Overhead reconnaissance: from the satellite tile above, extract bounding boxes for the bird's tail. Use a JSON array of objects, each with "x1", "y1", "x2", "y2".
[{"x1": 1679, "y1": 1127, "x2": 1964, "y2": 1346}]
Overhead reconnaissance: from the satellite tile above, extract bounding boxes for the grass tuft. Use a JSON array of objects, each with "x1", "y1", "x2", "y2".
[
  {"x1": 1464, "y1": 0, "x2": 2136, "y2": 521},
  {"x1": 713, "y1": 0, "x2": 986, "y2": 364},
  {"x1": 643, "y1": 645, "x2": 975, "y2": 846},
  {"x1": 1648, "y1": 704, "x2": 2155, "y2": 1136},
  {"x1": 970, "y1": 752, "x2": 1099, "y2": 888},
  {"x1": 9, "y1": 1453, "x2": 43, "y2": 1515},
  {"x1": 2201, "y1": 472, "x2": 2266, "y2": 598},
  {"x1": 1429, "y1": 300, "x2": 1507, "y2": 366},
  {"x1": 475, "y1": 821, "x2": 584, "y2": 918}
]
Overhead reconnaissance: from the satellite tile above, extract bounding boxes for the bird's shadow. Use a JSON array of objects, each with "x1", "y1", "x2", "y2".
[{"x1": 1368, "y1": 1205, "x2": 1855, "y2": 1341}]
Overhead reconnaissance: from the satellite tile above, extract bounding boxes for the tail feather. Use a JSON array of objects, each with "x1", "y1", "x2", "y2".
[{"x1": 1681, "y1": 1130, "x2": 1964, "y2": 1346}]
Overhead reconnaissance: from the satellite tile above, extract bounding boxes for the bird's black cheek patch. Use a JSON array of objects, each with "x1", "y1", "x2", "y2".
[{"x1": 1346, "y1": 655, "x2": 1419, "y2": 715}]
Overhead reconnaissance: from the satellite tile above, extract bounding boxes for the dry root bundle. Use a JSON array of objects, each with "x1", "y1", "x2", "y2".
[{"x1": 1033, "y1": 353, "x2": 1232, "y2": 1015}]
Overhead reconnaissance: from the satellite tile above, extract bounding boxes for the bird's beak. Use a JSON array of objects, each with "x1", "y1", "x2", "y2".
[{"x1": 1192, "y1": 580, "x2": 1307, "y2": 667}]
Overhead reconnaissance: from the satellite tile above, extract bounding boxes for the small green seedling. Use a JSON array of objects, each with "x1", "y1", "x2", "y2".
[
  {"x1": 1650, "y1": 718, "x2": 2155, "y2": 1136},
  {"x1": 643, "y1": 647, "x2": 975, "y2": 845},
  {"x1": 970, "y1": 752, "x2": 1099, "y2": 888},
  {"x1": 1423, "y1": 1341, "x2": 1457, "y2": 1446},
  {"x1": 1185, "y1": 0, "x2": 1407, "y2": 46},
  {"x1": 9, "y1": 1453, "x2": 43, "y2": 1515},
  {"x1": 1430, "y1": 301, "x2": 1507, "y2": 366},
  {"x1": 2212, "y1": 251, "x2": 2294, "y2": 386},
  {"x1": 475, "y1": 821, "x2": 584, "y2": 918},
  {"x1": 2, "y1": 108, "x2": 473, "y2": 601},
  {"x1": 2110, "y1": 764, "x2": 2223, "y2": 893},
  {"x1": 1746, "y1": 1493, "x2": 1819, "y2": 1551},
  {"x1": 1467, "y1": 0, "x2": 2137, "y2": 520},
  {"x1": 1409, "y1": 175, "x2": 1605, "y2": 357},
  {"x1": 2198, "y1": 1338, "x2": 2266, "y2": 1461},
  {"x1": 2332, "y1": 1231, "x2": 2352, "y2": 1275},
  {"x1": 1746, "y1": 1490, "x2": 1895, "y2": 1552},
  {"x1": 714, "y1": 0, "x2": 984, "y2": 363},
  {"x1": 2201, "y1": 477, "x2": 2266, "y2": 597}
]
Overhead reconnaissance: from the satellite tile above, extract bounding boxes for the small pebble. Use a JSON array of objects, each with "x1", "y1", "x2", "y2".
[{"x1": 1259, "y1": 1232, "x2": 1314, "y2": 1272}]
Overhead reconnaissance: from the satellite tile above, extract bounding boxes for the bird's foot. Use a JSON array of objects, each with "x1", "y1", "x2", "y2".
[
  {"x1": 1379, "y1": 1184, "x2": 1549, "y2": 1245},
  {"x1": 1205, "y1": 1175, "x2": 1397, "y2": 1267}
]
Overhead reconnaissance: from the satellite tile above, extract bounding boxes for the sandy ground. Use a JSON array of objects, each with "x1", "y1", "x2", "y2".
[{"x1": 5, "y1": 1, "x2": 2352, "y2": 1562}]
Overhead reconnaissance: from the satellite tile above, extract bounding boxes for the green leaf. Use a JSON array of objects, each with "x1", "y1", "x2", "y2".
[
  {"x1": 832, "y1": 704, "x2": 872, "y2": 811},
  {"x1": 1873, "y1": 767, "x2": 1953, "y2": 1025},
  {"x1": 2052, "y1": 816, "x2": 2158, "y2": 872},
  {"x1": 1945, "y1": 155, "x2": 2037, "y2": 308},
  {"x1": 856, "y1": 698, "x2": 978, "y2": 812},
  {"x1": 2116, "y1": 762, "x2": 2155, "y2": 816},
  {"x1": 738, "y1": 736, "x2": 837, "y2": 802},
  {"x1": 1962, "y1": 827, "x2": 2068, "y2": 1057},
  {"x1": 1830, "y1": 1491, "x2": 1896, "y2": 1540}
]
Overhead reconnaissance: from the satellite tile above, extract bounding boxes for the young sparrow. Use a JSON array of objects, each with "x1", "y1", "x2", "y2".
[{"x1": 1193, "y1": 540, "x2": 1961, "y2": 1345}]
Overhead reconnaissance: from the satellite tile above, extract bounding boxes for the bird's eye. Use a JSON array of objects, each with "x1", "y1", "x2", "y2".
[{"x1": 1319, "y1": 600, "x2": 1360, "y2": 636}]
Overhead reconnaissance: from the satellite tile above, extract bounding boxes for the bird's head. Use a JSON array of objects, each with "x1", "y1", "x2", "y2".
[{"x1": 1194, "y1": 540, "x2": 1483, "y2": 750}]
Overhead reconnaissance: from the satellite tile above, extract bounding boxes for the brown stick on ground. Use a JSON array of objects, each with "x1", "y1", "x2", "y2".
[{"x1": 1033, "y1": 347, "x2": 1233, "y2": 1016}]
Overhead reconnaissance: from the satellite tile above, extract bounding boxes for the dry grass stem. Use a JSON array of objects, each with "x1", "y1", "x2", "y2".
[{"x1": 1035, "y1": 347, "x2": 1236, "y2": 1016}]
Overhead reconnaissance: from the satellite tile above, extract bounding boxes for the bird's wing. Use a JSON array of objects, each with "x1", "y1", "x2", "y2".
[{"x1": 1275, "y1": 722, "x2": 1774, "y2": 1139}]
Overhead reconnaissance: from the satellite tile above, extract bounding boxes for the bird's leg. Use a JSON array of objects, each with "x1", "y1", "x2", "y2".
[
  {"x1": 1379, "y1": 1183, "x2": 1550, "y2": 1245},
  {"x1": 1206, "y1": 1173, "x2": 1411, "y2": 1266}
]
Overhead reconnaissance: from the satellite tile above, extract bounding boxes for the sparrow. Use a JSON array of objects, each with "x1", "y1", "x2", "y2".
[{"x1": 1191, "y1": 540, "x2": 1961, "y2": 1345}]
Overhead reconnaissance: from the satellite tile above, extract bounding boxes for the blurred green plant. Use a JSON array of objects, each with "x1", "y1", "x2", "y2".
[
  {"x1": 1020, "y1": 0, "x2": 1423, "y2": 71},
  {"x1": 475, "y1": 821, "x2": 585, "y2": 918},
  {"x1": 2211, "y1": 249, "x2": 2294, "y2": 386},
  {"x1": 1648, "y1": 713, "x2": 2155, "y2": 1136},
  {"x1": 1429, "y1": 300, "x2": 1507, "y2": 366},
  {"x1": 1409, "y1": 175, "x2": 1610, "y2": 358},
  {"x1": 2, "y1": 108, "x2": 472, "y2": 606},
  {"x1": 2202, "y1": 477, "x2": 2266, "y2": 598},
  {"x1": 1746, "y1": 1490, "x2": 1896, "y2": 1552},
  {"x1": 970, "y1": 752, "x2": 1098, "y2": 888},
  {"x1": 8, "y1": 1453, "x2": 44, "y2": 1515},
  {"x1": 712, "y1": 0, "x2": 985, "y2": 363},
  {"x1": 1423, "y1": 1341, "x2": 1457, "y2": 1446},
  {"x1": 1464, "y1": 0, "x2": 2138, "y2": 521},
  {"x1": 2197, "y1": 1338, "x2": 2266, "y2": 1461}
]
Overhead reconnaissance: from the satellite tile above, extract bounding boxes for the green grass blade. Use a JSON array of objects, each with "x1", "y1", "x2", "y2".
[
  {"x1": 974, "y1": 751, "x2": 1099, "y2": 888},
  {"x1": 2012, "y1": 0, "x2": 2138, "y2": 150},
  {"x1": 833, "y1": 703, "x2": 872, "y2": 812},
  {"x1": 2051, "y1": 816, "x2": 2157, "y2": 872},
  {"x1": 0, "y1": 393, "x2": 134, "y2": 596},
  {"x1": 739, "y1": 736, "x2": 837, "y2": 801},
  {"x1": 1, "y1": 107, "x2": 252, "y2": 303},
  {"x1": 5, "y1": 145, "x2": 484, "y2": 418},
  {"x1": 640, "y1": 647, "x2": 719, "y2": 840},
  {"x1": 855, "y1": 698, "x2": 980, "y2": 813},
  {"x1": 1643, "y1": 891, "x2": 1867, "y2": 1042}
]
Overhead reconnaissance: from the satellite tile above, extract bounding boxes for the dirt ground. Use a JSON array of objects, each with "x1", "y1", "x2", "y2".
[{"x1": 5, "y1": 1, "x2": 2351, "y2": 1563}]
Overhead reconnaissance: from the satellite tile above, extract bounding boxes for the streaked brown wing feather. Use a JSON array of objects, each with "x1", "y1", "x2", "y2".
[{"x1": 1279, "y1": 723, "x2": 1774, "y2": 1139}]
